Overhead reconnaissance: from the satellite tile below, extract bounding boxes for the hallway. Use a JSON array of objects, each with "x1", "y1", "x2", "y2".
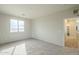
[{"x1": 0, "y1": 39, "x2": 79, "y2": 55}]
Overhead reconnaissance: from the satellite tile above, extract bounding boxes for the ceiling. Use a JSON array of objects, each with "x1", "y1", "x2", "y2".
[{"x1": 0, "y1": 4, "x2": 78, "y2": 19}]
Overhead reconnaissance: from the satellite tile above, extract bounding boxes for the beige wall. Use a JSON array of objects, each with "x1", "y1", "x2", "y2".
[
  {"x1": 32, "y1": 8, "x2": 76, "y2": 46},
  {"x1": 0, "y1": 14, "x2": 32, "y2": 44}
]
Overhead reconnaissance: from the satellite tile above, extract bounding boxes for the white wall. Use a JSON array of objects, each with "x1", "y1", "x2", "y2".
[
  {"x1": 0, "y1": 7, "x2": 78, "y2": 46},
  {"x1": 0, "y1": 14, "x2": 32, "y2": 44},
  {"x1": 32, "y1": 8, "x2": 76, "y2": 46}
]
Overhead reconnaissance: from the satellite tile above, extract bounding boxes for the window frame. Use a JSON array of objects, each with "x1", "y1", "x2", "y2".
[{"x1": 10, "y1": 19, "x2": 24, "y2": 32}]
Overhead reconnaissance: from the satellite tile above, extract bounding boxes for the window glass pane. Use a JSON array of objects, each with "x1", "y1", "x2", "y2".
[
  {"x1": 19, "y1": 28, "x2": 24, "y2": 32},
  {"x1": 19, "y1": 21, "x2": 24, "y2": 26},
  {"x1": 18, "y1": 20, "x2": 24, "y2": 32},
  {"x1": 10, "y1": 19, "x2": 18, "y2": 32}
]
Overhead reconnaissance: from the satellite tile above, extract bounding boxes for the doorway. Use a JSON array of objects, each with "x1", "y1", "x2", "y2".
[{"x1": 64, "y1": 18, "x2": 79, "y2": 48}]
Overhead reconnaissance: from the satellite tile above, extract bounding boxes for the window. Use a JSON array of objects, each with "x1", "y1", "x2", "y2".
[
  {"x1": 18, "y1": 21, "x2": 24, "y2": 32},
  {"x1": 10, "y1": 19, "x2": 24, "y2": 32}
]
